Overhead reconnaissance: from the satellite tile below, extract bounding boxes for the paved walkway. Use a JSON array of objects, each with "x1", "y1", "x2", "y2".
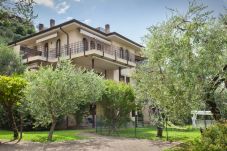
[{"x1": 0, "y1": 133, "x2": 177, "y2": 151}]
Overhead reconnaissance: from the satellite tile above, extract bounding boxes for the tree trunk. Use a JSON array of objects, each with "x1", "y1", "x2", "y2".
[
  {"x1": 16, "y1": 113, "x2": 23, "y2": 143},
  {"x1": 205, "y1": 91, "x2": 221, "y2": 121},
  {"x1": 7, "y1": 107, "x2": 18, "y2": 140},
  {"x1": 48, "y1": 118, "x2": 57, "y2": 141},
  {"x1": 92, "y1": 114, "x2": 95, "y2": 128}
]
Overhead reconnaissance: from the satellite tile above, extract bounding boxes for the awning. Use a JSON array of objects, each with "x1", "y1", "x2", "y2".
[
  {"x1": 36, "y1": 33, "x2": 58, "y2": 43},
  {"x1": 80, "y1": 29, "x2": 111, "y2": 45}
]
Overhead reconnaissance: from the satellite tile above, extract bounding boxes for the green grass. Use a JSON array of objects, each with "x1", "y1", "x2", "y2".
[
  {"x1": 97, "y1": 126, "x2": 201, "y2": 142},
  {"x1": 0, "y1": 129, "x2": 94, "y2": 142}
]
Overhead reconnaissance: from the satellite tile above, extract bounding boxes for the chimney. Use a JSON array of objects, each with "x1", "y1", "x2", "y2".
[
  {"x1": 38, "y1": 23, "x2": 44, "y2": 31},
  {"x1": 105, "y1": 24, "x2": 110, "y2": 33},
  {"x1": 96, "y1": 27, "x2": 101, "y2": 31},
  {"x1": 50, "y1": 19, "x2": 55, "y2": 27}
]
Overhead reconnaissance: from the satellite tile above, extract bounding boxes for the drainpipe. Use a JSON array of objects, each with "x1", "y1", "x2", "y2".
[{"x1": 60, "y1": 27, "x2": 70, "y2": 58}]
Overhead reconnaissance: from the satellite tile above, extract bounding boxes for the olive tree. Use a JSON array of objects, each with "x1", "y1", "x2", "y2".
[
  {"x1": 0, "y1": 76, "x2": 26, "y2": 140},
  {"x1": 101, "y1": 80, "x2": 135, "y2": 134},
  {"x1": 0, "y1": 44, "x2": 25, "y2": 76},
  {"x1": 24, "y1": 60, "x2": 104, "y2": 141},
  {"x1": 134, "y1": 1, "x2": 227, "y2": 124}
]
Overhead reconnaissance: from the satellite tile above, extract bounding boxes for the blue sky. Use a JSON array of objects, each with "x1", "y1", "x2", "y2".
[{"x1": 33, "y1": 0, "x2": 227, "y2": 44}]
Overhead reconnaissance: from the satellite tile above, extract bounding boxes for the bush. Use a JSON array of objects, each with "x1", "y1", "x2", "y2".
[
  {"x1": 192, "y1": 123, "x2": 227, "y2": 151},
  {"x1": 167, "y1": 124, "x2": 227, "y2": 151},
  {"x1": 100, "y1": 80, "x2": 135, "y2": 133}
]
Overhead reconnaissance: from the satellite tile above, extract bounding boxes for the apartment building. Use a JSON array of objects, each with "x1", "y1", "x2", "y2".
[{"x1": 9, "y1": 19, "x2": 145, "y2": 128}]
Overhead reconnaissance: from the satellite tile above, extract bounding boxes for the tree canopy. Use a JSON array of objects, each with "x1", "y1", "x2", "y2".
[
  {"x1": 0, "y1": 44, "x2": 25, "y2": 76},
  {"x1": 0, "y1": 0, "x2": 36, "y2": 43},
  {"x1": 24, "y1": 60, "x2": 104, "y2": 141},
  {"x1": 0, "y1": 76, "x2": 27, "y2": 139},
  {"x1": 134, "y1": 1, "x2": 227, "y2": 123}
]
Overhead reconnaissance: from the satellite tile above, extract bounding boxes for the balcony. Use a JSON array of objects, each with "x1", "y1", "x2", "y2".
[{"x1": 20, "y1": 40, "x2": 136, "y2": 67}]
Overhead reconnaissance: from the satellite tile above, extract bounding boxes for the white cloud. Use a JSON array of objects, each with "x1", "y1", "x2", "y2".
[
  {"x1": 55, "y1": 1, "x2": 70, "y2": 14},
  {"x1": 66, "y1": 16, "x2": 73, "y2": 20},
  {"x1": 84, "y1": 19, "x2": 91, "y2": 24},
  {"x1": 74, "y1": 0, "x2": 81, "y2": 2},
  {"x1": 34, "y1": 0, "x2": 54, "y2": 8}
]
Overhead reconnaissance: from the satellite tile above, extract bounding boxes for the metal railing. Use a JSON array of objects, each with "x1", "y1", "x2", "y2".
[{"x1": 21, "y1": 41, "x2": 136, "y2": 63}]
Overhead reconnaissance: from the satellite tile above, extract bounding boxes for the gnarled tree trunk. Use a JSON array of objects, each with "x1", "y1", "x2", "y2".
[{"x1": 48, "y1": 117, "x2": 57, "y2": 141}]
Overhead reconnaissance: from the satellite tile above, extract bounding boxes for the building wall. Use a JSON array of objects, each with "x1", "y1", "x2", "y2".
[{"x1": 13, "y1": 25, "x2": 145, "y2": 128}]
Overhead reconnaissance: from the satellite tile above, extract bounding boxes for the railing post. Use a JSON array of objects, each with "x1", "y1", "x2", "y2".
[
  {"x1": 115, "y1": 50, "x2": 117, "y2": 60},
  {"x1": 69, "y1": 47, "x2": 72, "y2": 59},
  {"x1": 127, "y1": 50, "x2": 129, "y2": 65},
  {"x1": 46, "y1": 49, "x2": 49, "y2": 61}
]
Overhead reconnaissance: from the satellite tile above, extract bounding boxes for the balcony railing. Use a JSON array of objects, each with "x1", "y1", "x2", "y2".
[{"x1": 21, "y1": 41, "x2": 136, "y2": 63}]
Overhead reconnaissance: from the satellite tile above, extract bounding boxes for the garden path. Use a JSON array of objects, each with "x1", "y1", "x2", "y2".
[{"x1": 0, "y1": 132, "x2": 177, "y2": 151}]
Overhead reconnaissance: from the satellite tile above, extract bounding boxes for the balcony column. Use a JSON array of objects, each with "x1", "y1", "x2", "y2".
[
  {"x1": 92, "y1": 58, "x2": 94, "y2": 69},
  {"x1": 104, "y1": 70, "x2": 107, "y2": 79},
  {"x1": 88, "y1": 37, "x2": 91, "y2": 51},
  {"x1": 119, "y1": 67, "x2": 121, "y2": 81}
]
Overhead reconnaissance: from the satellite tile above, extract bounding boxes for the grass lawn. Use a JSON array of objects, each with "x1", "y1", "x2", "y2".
[
  {"x1": 0, "y1": 129, "x2": 93, "y2": 142},
  {"x1": 97, "y1": 126, "x2": 201, "y2": 142}
]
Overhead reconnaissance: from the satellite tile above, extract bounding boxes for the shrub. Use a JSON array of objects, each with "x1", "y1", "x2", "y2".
[
  {"x1": 192, "y1": 123, "x2": 227, "y2": 151},
  {"x1": 100, "y1": 80, "x2": 135, "y2": 133}
]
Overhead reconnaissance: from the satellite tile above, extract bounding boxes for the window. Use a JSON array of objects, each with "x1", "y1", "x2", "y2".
[
  {"x1": 44, "y1": 43, "x2": 48, "y2": 57},
  {"x1": 90, "y1": 40, "x2": 95, "y2": 49},
  {"x1": 126, "y1": 77, "x2": 130, "y2": 84},
  {"x1": 119, "y1": 75, "x2": 125, "y2": 82},
  {"x1": 97, "y1": 43, "x2": 102, "y2": 50},
  {"x1": 56, "y1": 39, "x2": 61, "y2": 57},
  {"x1": 125, "y1": 49, "x2": 129, "y2": 60},
  {"x1": 120, "y1": 47, "x2": 124, "y2": 59},
  {"x1": 83, "y1": 38, "x2": 88, "y2": 51}
]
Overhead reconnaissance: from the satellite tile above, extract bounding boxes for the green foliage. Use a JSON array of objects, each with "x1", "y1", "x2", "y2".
[
  {"x1": 24, "y1": 60, "x2": 104, "y2": 140},
  {"x1": 0, "y1": 0, "x2": 36, "y2": 44},
  {"x1": 0, "y1": 105, "x2": 8, "y2": 129},
  {"x1": 134, "y1": 1, "x2": 227, "y2": 123},
  {"x1": 192, "y1": 124, "x2": 227, "y2": 151},
  {"x1": 0, "y1": 75, "x2": 26, "y2": 139},
  {"x1": 101, "y1": 80, "x2": 135, "y2": 132},
  {"x1": 0, "y1": 44, "x2": 25, "y2": 76},
  {"x1": 169, "y1": 124, "x2": 227, "y2": 151},
  {"x1": 24, "y1": 60, "x2": 104, "y2": 127},
  {"x1": 0, "y1": 76, "x2": 26, "y2": 108}
]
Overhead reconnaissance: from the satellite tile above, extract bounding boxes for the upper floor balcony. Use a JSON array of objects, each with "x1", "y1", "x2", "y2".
[{"x1": 20, "y1": 39, "x2": 137, "y2": 67}]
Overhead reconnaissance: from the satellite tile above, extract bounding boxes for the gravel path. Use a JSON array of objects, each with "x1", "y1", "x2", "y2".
[{"x1": 0, "y1": 133, "x2": 177, "y2": 151}]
